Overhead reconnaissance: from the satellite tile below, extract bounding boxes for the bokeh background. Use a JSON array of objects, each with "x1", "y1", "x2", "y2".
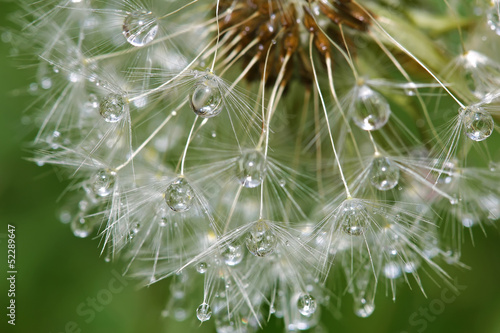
[{"x1": 1, "y1": 1, "x2": 500, "y2": 333}]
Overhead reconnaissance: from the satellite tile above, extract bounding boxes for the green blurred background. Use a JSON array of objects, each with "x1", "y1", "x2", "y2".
[{"x1": 1, "y1": 1, "x2": 500, "y2": 333}]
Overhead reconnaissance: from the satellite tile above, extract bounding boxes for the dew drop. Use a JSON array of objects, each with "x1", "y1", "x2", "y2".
[
  {"x1": 71, "y1": 216, "x2": 95, "y2": 238},
  {"x1": 297, "y1": 294, "x2": 317, "y2": 317},
  {"x1": 221, "y1": 243, "x2": 244, "y2": 266},
  {"x1": 236, "y1": 150, "x2": 266, "y2": 188},
  {"x1": 190, "y1": 73, "x2": 223, "y2": 118},
  {"x1": 352, "y1": 85, "x2": 391, "y2": 131},
  {"x1": 383, "y1": 261, "x2": 402, "y2": 279},
  {"x1": 342, "y1": 200, "x2": 366, "y2": 236},
  {"x1": 354, "y1": 297, "x2": 375, "y2": 318},
  {"x1": 460, "y1": 106, "x2": 494, "y2": 142},
  {"x1": 487, "y1": 4, "x2": 500, "y2": 36},
  {"x1": 91, "y1": 169, "x2": 116, "y2": 197},
  {"x1": 99, "y1": 93, "x2": 128, "y2": 123},
  {"x1": 369, "y1": 156, "x2": 400, "y2": 191},
  {"x1": 165, "y1": 177, "x2": 194, "y2": 212},
  {"x1": 122, "y1": 10, "x2": 159, "y2": 47},
  {"x1": 196, "y1": 303, "x2": 212, "y2": 322},
  {"x1": 245, "y1": 221, "x2": 277, "y2": 257},
  {"x1": 196, "y1": 262, "x2": 208, "y2": 274}
]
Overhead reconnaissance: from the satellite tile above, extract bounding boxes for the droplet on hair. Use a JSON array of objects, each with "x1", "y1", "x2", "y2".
[
  {"x1": 165, "y1": 177, "x2": 194, "y2": 212},
  {"x1": 369, "y1": 156, "x2": 399, "y2": 191},
  {"x1": 460, "y1": 106, "x2": 494, "y2": 142},
  {"x1": 236, "y1": 150, "x2": 266, "y2": 188},
  {"x1": 122, "y1": 10, "x2": 158, "y2": 47},
  {"x1": 91, "y1": 169, "x2": 116, "y2": 197},
  {"x1": 196, "y1": 303, "x2": 212, "y2": 322},
  {"x1": 189, "y1": 74, "x2": 223, "y2": 118},
  {"x1": 245, "y1": 221, "x2": 277, "y2": 257},
  {"x1": 99, "y1": 93, "x2": 128, "y2": 123},
  {"x1": 297, "y1": 294, "x2": 317, "y2": 317},
  {"x1": 352, "y1": 85, "x2": 391, "y2": 131}
]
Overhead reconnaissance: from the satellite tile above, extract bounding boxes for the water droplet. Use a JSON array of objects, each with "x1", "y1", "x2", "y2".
[
  {"x1": 352, "y1": 85, "x2": 391, "y2": 131},
  {"x1": 342, "y1": 200, "x2": 366, "y2": 236},
  {"x1": 403, "y1": 82, "x2": 417, "y2": 96},
  {"x1": 221, "y1": 243, "x2": 244, "y2": 266},
  {"x1": 122, "y1": 10, "x2": 159, "y2": 47},
  {"x1": 236, "y1": 150, "x2": 266, "y2": 188},
  {"x1": 196, "y1": 262, "x2": 208, "y2": 274},
  {"x1": 383, "y1": 261, "x2": 401, "y2": 279},
  {"x1": 71, "y1": 216, "x2": 95, "y2": 238},
  {"x1": 354, "y1": 298, "x2": 375, "y2": 318},
  {"x1": 190, "y1": 73, "x2": 223, "y2": 118},
  {"x1": 91, "y1": 169, "x2": 116, "y2": 197},
  {"x1": 460, "y1": 106, "x2": 494, "y2": 142},
  {"x1": 245, "y1": 221, "x2": 277, "y2": 257},
  {"x1": 196, "y1": 303, "x2": 212, "y2": 322},
  {"x1": 165, "y1": 177, "x2": 194, "y2": 212},
  {"x1": 297, "y1": 294, "x2": 317, "y2": 317},
  {"x1": 487, "y1": 4, "x2": 500, "y2": 35},
  {"x1": 369, "y1": 156, "x2": 399, "y2": 191},
  {"x1": 99, "y1": 93, "x2": 128, "y2": 123}
]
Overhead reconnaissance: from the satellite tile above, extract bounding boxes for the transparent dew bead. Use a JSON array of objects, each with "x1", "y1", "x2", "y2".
[
  {"x1": 487, "y1": 4, "x2": 500, "y2": 36},
  {"x1": 189, "y1": 74, "x2": 223, "y2": 118},
  {"x1": 99, "y1": 93, "x2": 128, "y2": 123},
  {"x1": 196, "y1": 262, "x2": 208, "y2": 274},
  {"x1": 91, "y1": 169, "x2": 116, "y2": 197},
  {"x1": 342, "y1": 200, "x2": 366, "y2": 236},
  {"x1": 460, "y1": 106, "x2": 494, "y2": 142},
  {"x1": 71, "y1": 216, "x2": 95, "y2": 238},
  {"x1": 297, "y1": 294, "x2": 317, "y2": 317},
  {"x1": 354, "y1": 297, "x2": 375, "y2": 318},
  {"x1": 369, "y1": 156, "x2": 400, "y2": 191},
  {"x1": 122, "y1": 10, "x2": 158, "y2": 47},
  {"x1": 221, "y1": 244, "x2": 244, "y2": 266},
  {"x1": 352, "y1": 85, "x2": 391, "y2": 131},
  {"x1": 165, "y1": 177, "x2": 194, "y2": 212},
  {"x1": 196, "y1": 303, "x2": 212, "y2": 322},
  {"x1": 245, "y1": 221, "x2": 277, "y2": 257},
  {"x1": 236, "y1": 150, "x2": 267, "y2": 188},
  {"x1": 383, "y1": 261, "x2": 402, "y2": 279}
]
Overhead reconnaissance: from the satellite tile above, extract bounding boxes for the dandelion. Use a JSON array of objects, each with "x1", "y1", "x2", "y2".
[{"x1": 7, "y1": 0, "x2": 500, "y2": 331}]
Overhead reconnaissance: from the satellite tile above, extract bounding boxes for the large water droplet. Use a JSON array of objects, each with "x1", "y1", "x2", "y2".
[
  {"x1": 190, "y1": 74, "x2": 223, "y2": 118},
  {"x1": 165, "y1": 177, "x2": 194, "y2": 212},
  {"x1": 221, "y1": 243, "x2": 244, "y2": 266},
  {"x1": 245, "y1": 221, "x2": 277, "y2": 257},
  {"x1": 297, "y1": 294, "x2": 317, "y2": 317},
  {"x1": 342, "y1": 200, "x2": 367, "y2": 236},
  {"x1": 71, "y1": 216, "x2": 95, "y2": 238},
  {"x1": 122, "y1": 10, "x2": 159, "y2": 47},
  {"x1": 354, "y1": 297, "x2": 375, "y2": 318},
  {"x1": 487, "y1": 3, "x2": 500, "y2": 36},
  {"x1": 369, "y1": 156, "x2": 400, "y2": 191},
  {"x1": 196, "y1": 303, "x2": 212, "y2": 322},
  {"x1": 99, "y1": 93, "x2": 128, "y2": 123},
  {"x1": 352, "y1": 85, "x2": 391, "y2": 131},
  {"x1": 460, "y1": 106, "x2": 494, "y2": 142},
  {"x1": 91, "y1": 169, "x2": 116, "y2": 197},
  {"x1": 236, "y1": 150, "x2": 266, "y2": 188}
]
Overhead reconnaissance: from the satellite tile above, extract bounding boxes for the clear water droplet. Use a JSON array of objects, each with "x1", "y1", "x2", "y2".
[
  {"x1": 460, "y1": 106, "x2": 494, "y2": 142},
  {"x1": 383, "y1": 261, "x2": 402, "y2": 279},
  {"x1": 369, "y1": 156, "x2": 400, "y2": 191},
  {"x1": 354, "y1": 297, "x2": 375, "y2": 318},
  {"x1": 487, "y1": 4, "x2": 500, "y2": 35},
  {"x1": 236, "y1": 150, "x2": 266, "y2": 188},
  {"x1": 196, "y1": 262, "x2": 208, "y2": 274},
  {"x1": 403, "y1": 82, "x2": 417, "y2": 96},
  {"x1": 190, "y1": 73, "x2": 223, "y2": 118},
  {"x1": 352, "y1": 85, "x2": 391, "y2": 131},
  {"x1": 165, "y1": 177, "x2": 194, "y2": 212},
  {"x1": 122, "y1": 10, "x2": 159, "y2": 47},
  {"x1": 342, "y1": 200, "x2": 366, "y2": 236},
  {"x1": 297, "y1": 294, "x2": 317, "y2": 317},
  {"x1": 245, "y1": 221, "x2": 277, "y2": 257},
  {"x1": 91, "y1": 169, "x2": 116, "y2": 197},
  {"x1": 196, "y1": 303, "x2": 212, "y2": 322},
  {"x1": 99, "y1": 93, "x2": 128, "y2": 123},
  {"x1": 71, "y1": 216, "x2": 95, "y2": 238},
  {"x1": 221, "y1": 243, "x2": 244, "y2": 266}
]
